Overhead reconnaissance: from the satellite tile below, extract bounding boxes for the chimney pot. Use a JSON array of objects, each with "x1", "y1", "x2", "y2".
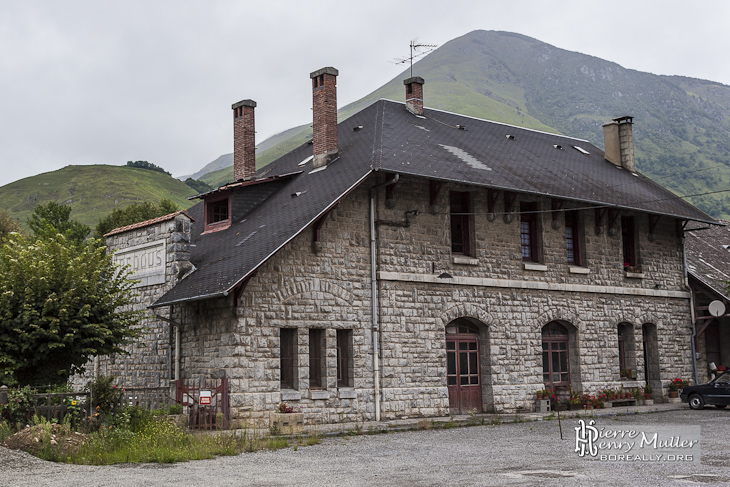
[
  {"x1": 232, "y1": 99, "x2": 257, "y2": 181},
  {"x1": 602, "y1": 115, "x2": 635, "y2": 172},
  {"x1": 310, "y1": 67, "x2": 339, "y2": 168},
  {"x1": 403, "y1": 76, "x2": 425, "y2": 115}
]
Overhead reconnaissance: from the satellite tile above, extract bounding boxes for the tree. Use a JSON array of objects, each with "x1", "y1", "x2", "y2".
[
  {"x1": 27, "y1": 202, "x2": 90, "y2": 245},
  {"x1": 184, "y1": 177, "x2": 213, "y2": 194},
  {"x1": 94, "y1": 199, "x2": 180, "y2": 238},
  {"x1": 0, "y1": 233, "x2": 141, "y2": 387},
  {"x1": 0, "y1": 209, "x2": 22, "y2": 241},
  {"x1": 125, "y1": 160, "x2": 171, "y2": 176}
]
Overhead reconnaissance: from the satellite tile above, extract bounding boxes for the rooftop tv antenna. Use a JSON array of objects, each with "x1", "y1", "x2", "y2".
[{"x1": 393, "y1": 40, "x2": 438, "y2": 77}]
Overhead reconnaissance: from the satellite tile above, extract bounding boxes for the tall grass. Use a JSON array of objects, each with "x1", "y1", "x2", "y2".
[{"x1": 69, "y1": 417, "x2": 288, "y2": 464}]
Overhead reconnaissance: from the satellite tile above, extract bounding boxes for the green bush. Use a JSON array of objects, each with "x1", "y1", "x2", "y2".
[
  {"x1": 87, "y1": 375, "x2": 123, "y2": 417},
  {"x1": 0, "y1": 385, "x2": 37, "y2": 426}
]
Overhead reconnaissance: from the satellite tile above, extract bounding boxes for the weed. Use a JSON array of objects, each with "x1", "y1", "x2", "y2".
[
  {"x1": 347, "y1": 420, "x2": 362, "y2": 436},
  {"x1": 417, "y1": 419, "x2": 433, "y2": 431},
  {"x1": 512, "y1": 413, "x2": 523, "y2": 423},
  {"x1": 265, "y1": 436, "x2": 289, "y2": 450},
  {"x1": 489, "y1": 413, "x2": 502, "y2": 426},
  {"x1": 468, "y1": 409, "x2": 479, "y2": 424},
  {"x1": 304, "y1": 434, "x2": 322, "y2": 446},
  {"x1": 0, "y1": 421, "x2": 12, "y2": 442}
]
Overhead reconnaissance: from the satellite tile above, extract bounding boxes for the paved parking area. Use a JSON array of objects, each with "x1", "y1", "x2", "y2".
[{"x1": 3, "y1": 406, "x2": 730, "y2": 486}]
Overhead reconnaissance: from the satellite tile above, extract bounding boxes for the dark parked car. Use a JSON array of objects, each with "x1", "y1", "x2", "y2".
[{"x1": 681, "y1": 371, "x2": 730, "y2": 410}]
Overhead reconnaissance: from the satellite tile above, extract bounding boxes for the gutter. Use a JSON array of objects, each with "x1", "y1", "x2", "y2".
[{"x1": 369, "y1": 173, "x2": 399, "y2": 422}]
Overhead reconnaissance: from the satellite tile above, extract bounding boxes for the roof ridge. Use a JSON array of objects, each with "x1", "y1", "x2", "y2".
[
  {"x1": 377, "y1": 98, "x2": 592, "y2": 143},
  {"x1": 104, "y1": 209, "x2": 194, "y2": 237}
]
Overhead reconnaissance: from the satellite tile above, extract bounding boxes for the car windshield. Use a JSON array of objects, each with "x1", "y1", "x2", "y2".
[{"x1": 715, "y1": 372, "x2": 730, "y2": 385}]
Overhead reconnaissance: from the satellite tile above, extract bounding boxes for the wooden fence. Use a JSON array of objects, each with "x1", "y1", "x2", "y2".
[
  {"x1": 1, "y1": 386, "x2": 175, "y2": 426},
  {"x1": 32, "y1": 392, "x2": 92, "y2": 426}
]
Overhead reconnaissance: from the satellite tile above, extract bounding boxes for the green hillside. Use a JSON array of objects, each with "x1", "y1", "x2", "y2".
[
  {"x1": 200, "y1": 30, "x2": 730, "y2": 218},
  {"x1": 0, "y1": 165, "x2": 197, "y2": 229}
]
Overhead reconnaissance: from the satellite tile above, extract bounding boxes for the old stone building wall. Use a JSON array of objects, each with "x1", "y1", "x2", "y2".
[
  {"x1": 96, "y1": 213, "x2": 193, "y2": 388},
  {"x1": 170, "y1": 173, "x2": 694, "y2": 426}
]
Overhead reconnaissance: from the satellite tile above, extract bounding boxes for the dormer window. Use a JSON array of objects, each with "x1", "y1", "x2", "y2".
[
  {"x1": 203, "y1": 193, "x2": 231, "y2": 233},
  {"x1": 209, "y1": 199, "x2": 228, "y2": 222}
]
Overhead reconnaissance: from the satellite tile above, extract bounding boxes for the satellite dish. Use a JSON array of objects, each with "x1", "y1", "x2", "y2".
[{"x1": 708, "y1": 300, "x2": 726, "y2": 317}]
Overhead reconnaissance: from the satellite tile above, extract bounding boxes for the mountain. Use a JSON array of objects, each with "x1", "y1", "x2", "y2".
[
  {"x1": 198, "y1": 30, "x2": 730, "y2": 218},
  {"x1": 0, "y1": 165, "x2": 197, "y2": 229}
]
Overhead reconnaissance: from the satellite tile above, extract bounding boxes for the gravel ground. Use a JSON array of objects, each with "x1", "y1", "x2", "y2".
[{"x1": 2, "y1": 408, "x2": 730, "y2": 486}]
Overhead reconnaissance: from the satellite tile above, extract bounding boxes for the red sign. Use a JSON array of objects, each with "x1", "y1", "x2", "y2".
[{"x1": 199, "y1": 390, "x2": 212, "y2": 405}]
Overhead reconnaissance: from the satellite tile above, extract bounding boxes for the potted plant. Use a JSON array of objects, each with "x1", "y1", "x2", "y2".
[
  {"x1": 668, "y1": 378, "x2": 688, "y2": 398},
  {"x1": 644, "y1": 384, "x2": 654, "y2": 405},
  {"x1": 536, "y1": 389, "x2": 544, "y2": 400},
  {"x1": 568, "y1": 388, "x2": 582, "y2": 410},
  {"x1": 270, "y1": 402, "x2": 304, "y2": 434},
  {"x1": 632, "y1": 387, "x2": 644, "y2": 404}
]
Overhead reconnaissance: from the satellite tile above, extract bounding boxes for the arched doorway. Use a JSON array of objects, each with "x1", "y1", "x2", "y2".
[
  {"x1": 542, "y1": 322, "x2": 570, "y2": 387},
  {"x1": 446, "y1": 319, "x2": 482, "y2": 414}
]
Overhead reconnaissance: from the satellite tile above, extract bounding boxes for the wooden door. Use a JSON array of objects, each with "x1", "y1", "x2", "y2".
[{"x1": 446, "y1": 322, "x2": 482, "y2": 414}]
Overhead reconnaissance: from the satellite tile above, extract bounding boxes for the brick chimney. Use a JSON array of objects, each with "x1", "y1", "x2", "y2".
[
  {"x1": 310, "y1": 67, "x2": 339, "y2": 168},
  {"x1": 232, "y1": 99, "x2": 256, "y2": 181},
  {"x1": 404, "y1": 76, "x2": 425, "y2": 115},
  {"x1": 602, "y1": 116, "x2": 635, "y2": 172}
]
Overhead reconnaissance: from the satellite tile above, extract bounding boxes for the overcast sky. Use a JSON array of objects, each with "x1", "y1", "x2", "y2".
[{"x1": 1, "y1": 0, "x2": 729, "y2": 187}]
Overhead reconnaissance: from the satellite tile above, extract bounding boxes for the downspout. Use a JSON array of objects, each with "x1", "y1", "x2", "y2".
[
  {"x1": 684, "y1": 244, "x2": 699, "y2": 384},
  {"x1": 154, "y1": 311, "x2": 182, "y2": 382},
  {"x1": 369, "y1": 173, "x2": 399, "y2": 422},
  {"x1": 174, "y1": 307, "x2": 181, "y2": 382}
]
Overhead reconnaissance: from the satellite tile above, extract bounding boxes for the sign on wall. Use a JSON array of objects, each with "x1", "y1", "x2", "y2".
[{"x1": 113, "y1": 240, "x2": 166, "y2": 287}]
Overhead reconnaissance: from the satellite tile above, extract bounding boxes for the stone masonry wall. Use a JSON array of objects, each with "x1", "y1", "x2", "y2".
[
  {"x1": 94, "y1": 214, "x2": 192, "y2": 389},
  {"x1": 172, "y1": 173, "x2": 694, "y2": 426}
]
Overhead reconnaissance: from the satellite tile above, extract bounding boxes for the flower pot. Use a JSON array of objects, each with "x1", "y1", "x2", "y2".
[
  {"x1": 668, "y1": 391, "x2": 678, "y2": 398},
  {"x1": 270, "y1": 412, "x2": 304, "y2": 435},
  {"x1": 536, "y1": 393, "x2": 543, "y2": 400}
]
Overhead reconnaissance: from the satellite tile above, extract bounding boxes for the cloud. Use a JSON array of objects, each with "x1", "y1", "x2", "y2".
[{"x1": 1, "y1": 0, "x2": 728, "y2": 186}]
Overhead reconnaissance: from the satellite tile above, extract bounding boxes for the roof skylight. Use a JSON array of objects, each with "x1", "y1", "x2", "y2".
[{"x1": 572, "y1": 145, "x2": 590, "y2": 155}]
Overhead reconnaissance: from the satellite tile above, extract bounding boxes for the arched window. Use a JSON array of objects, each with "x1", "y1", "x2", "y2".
[{"x1": 542, "y1": 322, "x2": 570, "y2": 386}]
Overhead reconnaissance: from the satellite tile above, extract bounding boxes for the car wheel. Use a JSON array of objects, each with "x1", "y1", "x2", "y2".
[
  {"x1": 716, "y1": 405, "x2": 727, "y2": 409},
  {"x1": 688, "y1": 394, "x2": 705, "y2": 410}
]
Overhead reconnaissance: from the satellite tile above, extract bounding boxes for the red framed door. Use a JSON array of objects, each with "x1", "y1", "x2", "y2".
[{"x1": 446, "y1": 322, "x2": 482, "y2": 414}]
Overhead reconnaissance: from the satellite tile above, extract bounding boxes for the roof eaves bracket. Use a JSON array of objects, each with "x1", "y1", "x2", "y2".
[
  {"x1": 429, "y1": 180, "x2": 444, "y2": 214},
  {"x1": 487, "y1": 189, "x2": 499, "y2": 222},
  {"x1": 385, "y1": 173, "x2": 398, "y2": 209},
  {"x1": 312, "y1": 204, "x2": 338, "y2": 253},
  {"x1": 503, "y1": 192, "x2": 517, "y2": 224},
  {"x1": 594, "y1": 207, "x2": 606, "y2": 235},
  {"x1": 607, "y1": 209, "x2": 620, "y2": 237},
  {"x1": 648, "y1": 215, "x2": 661, "y2": 242},
  {"x1": 551, "y1": 199, "x2": 564, "y2": 229}
]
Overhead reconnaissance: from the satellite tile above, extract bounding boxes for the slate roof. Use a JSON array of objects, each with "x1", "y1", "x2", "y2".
[
  {"x1": 686, "y1": 220, "x2": 730, "y2": 300},
  {"x1": 152, "y1": 99, "x2": 715, "y2": 307}
]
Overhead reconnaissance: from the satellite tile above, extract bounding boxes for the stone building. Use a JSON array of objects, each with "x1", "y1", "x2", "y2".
[{"x1": 101, "y1": 67, "x2": 716, "y2": 426}]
